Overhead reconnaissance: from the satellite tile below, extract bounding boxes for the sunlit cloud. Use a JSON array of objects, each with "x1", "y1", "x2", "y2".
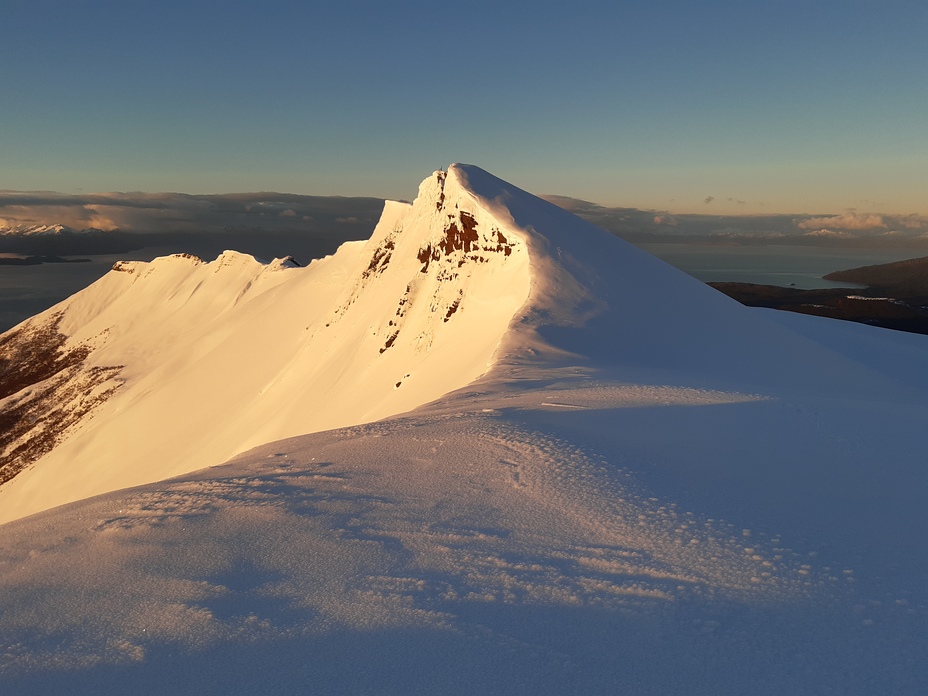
[
  {"x1": 896, "y1": 214, "x2": 928, "y2": 229},
  {"x1": 796, "y1": 213, "x2": 886, "y2": 230},
  {"x1": 544, "y1": 196, "x2": 928, "y2": 247},
  {"x1": 0, "y1": 203, "x2": 109, "y2": 230},
  {"x1": 801, "y1": 228, "x2": 856, "y2": 239}
]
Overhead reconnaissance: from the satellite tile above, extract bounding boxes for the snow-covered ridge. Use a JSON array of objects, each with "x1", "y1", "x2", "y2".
[{"x1": 0, "y1": 166, "x2": 531, "y2": 523}]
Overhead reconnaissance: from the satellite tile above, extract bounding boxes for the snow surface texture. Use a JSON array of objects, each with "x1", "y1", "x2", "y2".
[{"x1": 1, "y1": 165, "x2": 927, "y2": 694}]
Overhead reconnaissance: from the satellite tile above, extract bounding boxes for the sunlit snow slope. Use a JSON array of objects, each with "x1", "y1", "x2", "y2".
[
  {"x1": 0, "y1": 168, "x2": 534, "y2": 522},
  {"x1": 1, "y1": 166, "x2": 927, "y2": 695}
]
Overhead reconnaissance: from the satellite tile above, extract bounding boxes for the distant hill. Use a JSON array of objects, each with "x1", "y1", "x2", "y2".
[
  {"x1": 712, "y1": 254, "x2": 928, "y2": 334},
  {"x1": 824, "y1": 255, "x2": 928, "y2": 298}
]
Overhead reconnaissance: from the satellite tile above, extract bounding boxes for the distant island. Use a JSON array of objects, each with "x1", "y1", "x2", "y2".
[
  {"x1": 0, "y1": 255, "x2": 91, "y2": 266},
  {"x1": 712, "y1": 256, "x2": 928, "y2": 335}
]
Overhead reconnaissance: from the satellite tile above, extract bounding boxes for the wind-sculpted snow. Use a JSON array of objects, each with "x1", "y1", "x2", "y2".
[
  {"x1": 1, "y1": 165, "x2": 928, "y2": 693},
  {"x1": 1, "y1": 379, "x2": 926, "y2": 694}
]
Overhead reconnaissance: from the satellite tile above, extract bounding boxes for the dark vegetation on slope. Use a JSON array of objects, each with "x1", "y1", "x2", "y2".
[
  {"x1": 0, "y1": 316, "x2": 122, "y2": 484},
  {"x1": 711, "y1": 255, "x2": 928, "y2": 335},
  {"x1": 0, "y1": 316, "x2": 88, "y2": 401}
]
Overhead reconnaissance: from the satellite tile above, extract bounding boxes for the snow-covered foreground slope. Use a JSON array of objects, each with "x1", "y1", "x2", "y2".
[{"x1": 1, "y1": 165, "x2": 927, "y2": 694}]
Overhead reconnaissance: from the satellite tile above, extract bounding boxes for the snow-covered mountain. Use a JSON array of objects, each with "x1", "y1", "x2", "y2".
[
  {"x1": 1, "y1": 165, "x2": 927, "y2": 694},
  {"x1": 0, "y1": 223, "x2": 107, "y2": 236},
  {"x1": 0, "y1": 168, "x2": 532, "y2": 521}
]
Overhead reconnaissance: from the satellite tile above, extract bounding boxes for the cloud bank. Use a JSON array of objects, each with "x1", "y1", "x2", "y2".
[
  {"x1": 796, "y1": 213, "x2": 887, "y2": 231},
  {"x1": 541, "y1": 196, "x2": 928, "y2": 247},
  {"x1": 0, "y1": 191, "x2": 384, "y2": 235},
  {"x1": 0, "y1": 191, "x2": 386, "y2": 258},
  {"x1": 2, "y1": 189, "x2": 927, "y2": 258}
]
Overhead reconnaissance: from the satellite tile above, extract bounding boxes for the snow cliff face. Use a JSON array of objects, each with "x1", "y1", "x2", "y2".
[{"x1": 0, "y1": 167, "x2": 531, "y2": 522}]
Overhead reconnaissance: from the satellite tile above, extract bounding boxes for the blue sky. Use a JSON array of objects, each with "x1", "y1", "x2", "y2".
[{"x1": 3, "y1": 0, "x2": 926, "y2": 214}]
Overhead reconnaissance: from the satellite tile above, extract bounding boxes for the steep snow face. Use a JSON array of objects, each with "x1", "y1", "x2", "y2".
[{"x1": 0, "y1": 170, "x2": 531, "y2": 523}]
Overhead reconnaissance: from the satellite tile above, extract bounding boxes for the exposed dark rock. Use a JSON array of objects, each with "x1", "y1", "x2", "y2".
[
  {"x1": 435, "y1": 171, "x2": 447, "y2": 210},
  {"x1": 444, "y1": 294, "x2": 462, "y2": 322},
  {"x1": 363, "y1": 238, "x2": 395, "y2": 279},
  {"x1": 438, "y1": 212, "x2": 480, "y2": 256},
  {"x1": 417, "y1": 214, "x2": 515, "y2": 274},
  {"x1": 379, "y1": 330, "x2": 400, "y2": 354}
]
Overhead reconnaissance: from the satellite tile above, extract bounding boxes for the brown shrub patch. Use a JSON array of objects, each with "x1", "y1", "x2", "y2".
[{"x1": 0, "y1": 316, "x2": 123, "y2": 485}]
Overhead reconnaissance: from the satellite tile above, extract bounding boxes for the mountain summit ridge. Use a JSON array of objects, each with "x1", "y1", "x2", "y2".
[{"x1": 0, "y1": 164, "x2": 925, "y2": 524}]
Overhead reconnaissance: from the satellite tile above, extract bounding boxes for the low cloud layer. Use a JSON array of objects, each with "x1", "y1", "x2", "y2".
[
  {"x1": 542, "y1": 196, "x2": 928, "y2": 247},
  {"x1": 2, "y1": 190, "x2": 927, "y2": 258},
  {"x1": 796, "y1": 213, "x2": 887, "y2": 231},
  {"x1": 0, "y1": 191, "x2": 384, "y2": 236},
  {"x1": 0, "y1": 191, "x2": 386, "y2": 258}
]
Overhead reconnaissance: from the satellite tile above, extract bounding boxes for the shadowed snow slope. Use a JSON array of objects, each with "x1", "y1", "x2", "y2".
[{"x1": 1, "y1": 165, "x2": 927, "y2": 694}]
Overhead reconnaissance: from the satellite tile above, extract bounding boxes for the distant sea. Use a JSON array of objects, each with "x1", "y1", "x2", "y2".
[
  {"x1": 0, "y1": 247, "x2": 177, "y2": 333},
  {"x1": 2, "y1": 242, "x2": 928, "y2": 333},
  {"x1": 639, "y1": 243, "x2": 928, "y2": 289}
]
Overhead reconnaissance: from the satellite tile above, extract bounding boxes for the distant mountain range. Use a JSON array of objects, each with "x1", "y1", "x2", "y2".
[
  {"x1": 0, "y1": 224, "x2": 141, "y2": 255},
  {"x1": 0, "y1": 223, "x2": 104, "y2": 236}
]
